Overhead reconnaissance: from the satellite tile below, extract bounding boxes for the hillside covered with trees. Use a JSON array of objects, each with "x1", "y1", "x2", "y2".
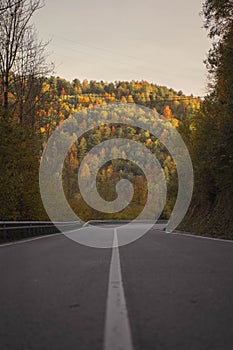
[{"x1": 0, "y1": 0, "x2": 232, "y2": 238}]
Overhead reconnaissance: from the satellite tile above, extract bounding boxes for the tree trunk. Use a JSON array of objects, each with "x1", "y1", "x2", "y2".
[{"x1": 4, "y1": 72, "x2": 9, "y2": 110}]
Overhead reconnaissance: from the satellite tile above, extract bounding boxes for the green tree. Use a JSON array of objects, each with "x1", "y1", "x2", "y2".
[
  {"x1": 0, "y1": 110, "x2": 47, "y2": 220},
  {"x1": 180, "y1": 0, "x2": 233, "y2": 237}
]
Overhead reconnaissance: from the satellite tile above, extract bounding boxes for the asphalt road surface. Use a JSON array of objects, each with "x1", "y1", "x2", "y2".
[{"x1": 0, "y1": 225, "x2": 233, "y2": 350}]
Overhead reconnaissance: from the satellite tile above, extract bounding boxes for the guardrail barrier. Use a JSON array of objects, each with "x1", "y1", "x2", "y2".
[{"x1": 0, "y1": 221, "x2": 81, "y2": 243}]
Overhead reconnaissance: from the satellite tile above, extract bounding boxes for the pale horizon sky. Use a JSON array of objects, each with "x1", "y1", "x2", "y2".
[{"x1": 33, "y1": 0, "x2": 211, "y2": 96}]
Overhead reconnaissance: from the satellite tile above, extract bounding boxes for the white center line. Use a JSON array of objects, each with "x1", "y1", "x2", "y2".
[{"x1": 103, "y1": 228, "x2": 134, "y2": 350}]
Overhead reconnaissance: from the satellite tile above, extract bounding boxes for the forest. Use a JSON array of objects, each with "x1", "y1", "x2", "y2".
[{"x1": 0, "y1": 0, "x2": 232, "y2": 238}]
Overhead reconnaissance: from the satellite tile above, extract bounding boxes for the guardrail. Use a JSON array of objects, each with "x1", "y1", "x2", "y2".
[
  {"x1": 0, "y1": 221, "x2": 81, "y2": 243},
  {"x1": 83, "y1": 219, "x2": 168, "y2": 227}
]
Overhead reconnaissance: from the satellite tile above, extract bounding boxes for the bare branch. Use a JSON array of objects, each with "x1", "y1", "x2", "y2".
[
  {"x1": 0, "y1": 0, "x2": 45, "y2": 109},
  {"x1": 12, "y1": 26, "x2": 54, "y2": 124},
  {"x1": 0, "y1": 1, "x2": 21, "y2": 13}
]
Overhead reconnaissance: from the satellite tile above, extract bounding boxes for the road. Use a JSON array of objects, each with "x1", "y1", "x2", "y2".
[{"x1": 0, "y1": 226, "x2": 233, "y2": 350}]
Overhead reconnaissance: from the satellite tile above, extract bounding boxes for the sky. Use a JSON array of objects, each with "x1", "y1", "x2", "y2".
[{"x1": 32, "y1": 0, "x2": 212, "y2": 96}]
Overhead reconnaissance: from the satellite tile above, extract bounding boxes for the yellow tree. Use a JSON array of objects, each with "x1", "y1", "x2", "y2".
[{"x1": 163, "y1": 105, "x2": 173, "y2": 119}]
